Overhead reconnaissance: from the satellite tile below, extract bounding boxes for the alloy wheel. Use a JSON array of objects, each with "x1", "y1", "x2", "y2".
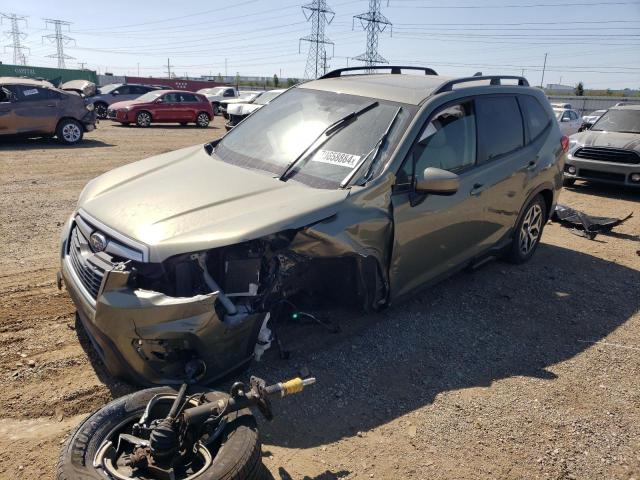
[
  {"x1": 197, "y1": 113, "x2": 209, "y2": 127},
  {"x1": 519, "y1": 203, "x2": 543, "y2": 256},
  {"x1": 137, "y1": 112, "x2": 151, "y2": 127},
  {"x1": 61, "y1": 122, "x2": 82, "y2": 143}
]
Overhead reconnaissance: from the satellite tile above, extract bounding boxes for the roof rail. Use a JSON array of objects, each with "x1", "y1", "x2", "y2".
[
  {"x1": 433, "y1": 75, "x2": 529, "y2": 94},
  {"x1": 319, "y1": 65, "x2": 438, "y2": 79}
]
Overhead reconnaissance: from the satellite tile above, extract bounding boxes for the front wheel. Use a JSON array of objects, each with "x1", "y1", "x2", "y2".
[
  {"x1": 504, "y1": 195, "x2": 547, "y2": 264},
  {"x1": 57, "y1": 386, "x2": 263, "y2": 480},
  {"x1": 196, "y1": 112, "x2": 210, "y2": 128},
  {"x1": 136, "y1": 111, "x2": 152, "y2": 128},
  {"x1": 94, "y1": 102, "x2": 108, "y2": 119},
  {"x1": 56, "y1": 119, "x2": 84, "y2": 145}
]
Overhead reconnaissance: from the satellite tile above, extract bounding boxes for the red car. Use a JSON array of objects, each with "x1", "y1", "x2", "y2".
[{"x1": 107, "y1": 90, "x2": 213, "y2": 127}]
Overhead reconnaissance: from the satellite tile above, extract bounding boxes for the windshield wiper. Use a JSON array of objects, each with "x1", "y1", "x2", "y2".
[
  {"x1": 278, "y1": 101, "x2": 379, "y2": 181},
  {"x1": 339, "y1": 106, "x2": 402, "y2": 188}
]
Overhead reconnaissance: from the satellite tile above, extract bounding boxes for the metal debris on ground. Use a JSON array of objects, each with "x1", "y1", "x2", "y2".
[{"x1": 551, "y1": 204, "x2": 633, "y2": 240}]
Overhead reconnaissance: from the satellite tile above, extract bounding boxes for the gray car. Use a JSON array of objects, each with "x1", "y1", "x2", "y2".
[
  {"x1": 565, "y1": 105, "x2": 640, "y2": 188},
  {"x1": 59, "y1": 67, "x2": 566, "y2": 385},
  {"x1": 91, "y1": 83, "x2": 161, "y2": 119},
  {"x1": 0, "y1": 77, "x2": 97, "y2": 144}
]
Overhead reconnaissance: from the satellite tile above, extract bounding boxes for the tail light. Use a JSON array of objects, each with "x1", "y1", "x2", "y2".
[{"x1": 560, "y1": 135, "x2": 569, "y2": 152}]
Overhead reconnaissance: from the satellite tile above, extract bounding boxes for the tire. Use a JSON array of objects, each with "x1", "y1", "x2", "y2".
[
  {"x1": 504, "y1": 194, "x2": 547, "y2": 264},
  {"x1": 212, "y1": 102, "x2": 220, "y2": 115},
  {"x1": 57, "y1": 386, "x2": 263, "y2": 480},
  {"x1": 94, "y1": 102, "x2": 108, "y2": 119},
  {"x1": 136, "y1": 111, "x2": 152, "y2": 128},
  {"x1": 563, "y1": 177, "x2": 576, "y2": 187},
  {"x1": 56, "y1": 119, "x2": 84, "y2": 145},
  {"x1": 196, "y1": 112, "x2": 211, "y2": 128}
]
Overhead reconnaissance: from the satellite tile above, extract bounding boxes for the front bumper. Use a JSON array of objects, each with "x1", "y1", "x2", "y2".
[
  {"x1": 59, "y1": 218, "x2": 263, "y2": 386},
  {"x1": 107, "y1": 108, "x2": 131, "y2": 123},
  {"x1": 81, "y1": 111, "x2": 97, "y2": 131},
  {"x1": 564, "y1": 153, "x2": 640, "y2": 187}
]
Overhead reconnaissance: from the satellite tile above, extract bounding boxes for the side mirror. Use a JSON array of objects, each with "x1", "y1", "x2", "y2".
[
  {"x1": 112, "y1": 91, "x2": 119, "y2": 96},
  {"x1": 561, "y1": 117, "x2": 569, "y2": 122},
  {"x1": 154, "y1": 97, "x2": 164, "y2": 103},
  {"x1": 415, "y1": 167, "x2": 459, "y2": 195}
]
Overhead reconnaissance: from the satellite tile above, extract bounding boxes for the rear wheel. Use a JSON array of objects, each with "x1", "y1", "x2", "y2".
[
  {"x1": 212, "y1": 102, "x2": 220, "y2": 115},
  {"x1": 504, "y1": 195, "x2": 547, "y2": 264},
  {"x1": 196, "y1": 112, "x2": 210, "y2": 128},
  {"x1": 136, "y1": 111, "x2": 152, "y2": 128},
  {"x1": 56, "y1": 119, "x2": 84, "y2": 145},
  {"x1": 57, "y1": 386, "x2": 263, "y2": 480}
]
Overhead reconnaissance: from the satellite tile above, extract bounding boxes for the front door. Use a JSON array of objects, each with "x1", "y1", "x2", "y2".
[
  {"x1": 155, "y1": 92, "x2": 181, "y2": 121},
  {"x1": 390, "y1": 99, "x2": 495, "y2": 299}
]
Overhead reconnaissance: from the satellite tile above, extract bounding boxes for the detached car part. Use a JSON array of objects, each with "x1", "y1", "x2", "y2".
[
  {"x1": 552, "y1": 204, "x2": 633, "y2": 240},
  {"x1": 57, "y1": 375, "x2": 315, "y2": 480}
]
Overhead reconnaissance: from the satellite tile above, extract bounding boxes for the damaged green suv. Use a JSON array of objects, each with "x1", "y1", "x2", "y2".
[{"x1": 59, "y1": 67, "x2": 566, "y2": 385}]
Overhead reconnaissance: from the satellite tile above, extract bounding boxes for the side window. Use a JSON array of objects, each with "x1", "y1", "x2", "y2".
[
  {"x1": 10, "y1": 86, "x2": 60, "y2": 101},
  {"x1": 400, "y1": 100, "x2": 476, "y2": 184},
  {"x1": 0, "y1": 87, "x2": 11, "y2": 102},
  {"x1": 180, "y1": 93, "x2": 197, "y2": 102},
  {"x1": 570, "y1": 111, "x2": 579, "y2": 121},
  {"x1": 519, "y1": 95, "x2": 550, "y2": 141},
  {"x1": 130, "y1": 86, "x2": 148, "y2": 95},
  {"x1": 223, "y1": 89, "x2": 235, "y2": 97},
  {"x1": 476, "y1": 96, "x2": 524, "y2": 163},
  {"x1": 163, "y1": 93, "x2": 180, "y2": 103},
  {"x1": 115, "y1": 85, "x2": 130, "y2": 95}
]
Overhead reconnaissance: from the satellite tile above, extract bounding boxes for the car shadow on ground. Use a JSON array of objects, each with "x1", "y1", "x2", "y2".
[
  {"x1": 564, "y1": 180, "x2": 640, "y2": 202},
  {"x1": 0, "y1": 137, "x2": 113, "y2": 150},
  {"x1": 74, "y1": 242, "x2": 640, "y2": 449},
  {"x1": 112, "y1": 124, "x2": 219, "y2": 130}
]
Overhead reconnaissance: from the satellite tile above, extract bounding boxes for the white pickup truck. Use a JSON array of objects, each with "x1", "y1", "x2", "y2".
[{"x1": 196, "y1": 86, "x2": 239, "y2": 115}]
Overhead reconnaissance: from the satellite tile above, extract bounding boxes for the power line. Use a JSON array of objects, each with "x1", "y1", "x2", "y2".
[
  {"x1": 42, "y1": 19, "x2": 75, "y2": 68},
  {"x1": 1, "y1": 13, "x2": 30, "y2": 65},
  {"x1": 391, "y1": 1, "x2": 638, "y2": 8},
  {"x1": 300, "y1": 0, "x2": 335, "y2": 79},
  {"x1": 353, "y1": 0, "x2": 392, "y2": 69}
]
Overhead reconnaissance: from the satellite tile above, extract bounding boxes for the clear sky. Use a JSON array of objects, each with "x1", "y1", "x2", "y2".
[{"x1": 4, "y1": 0, "x2": 640, "y2": 89}]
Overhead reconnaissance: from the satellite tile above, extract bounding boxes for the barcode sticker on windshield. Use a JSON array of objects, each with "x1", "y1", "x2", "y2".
[
  {"x1": 23, "y1": 88, "x2": 38, "y2": 96},
  {"x1": 312, "y1": 150, "x2": 361, "y2": 168}
]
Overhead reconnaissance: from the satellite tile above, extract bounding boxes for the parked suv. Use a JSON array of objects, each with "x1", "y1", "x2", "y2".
[
  {"x1": 564, "y1": 105, "x2": 640, "y2": 188},
  {"x1": 197, "y1": 86, "x2": 238, "y2": 114},
  {"x1": 0, "y1": 77, "x2": 97, "y2": 144},
  {"x1": 91, "y1": 83, "x2": 161, "y2": 118},
  {"x1": 59, "y1": 67, "x2": 566, "y2": 385},
  {"x1": 107, "y1": 90, "x2": 213, "y2": 127}
]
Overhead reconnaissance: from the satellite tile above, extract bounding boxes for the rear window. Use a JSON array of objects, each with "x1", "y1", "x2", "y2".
[
  {"x1": 519, "y1": 95, "x2": 550, "y2": 141},
  {"x1": 476, "y1": 96, "x2": 524, "y2": 163}
]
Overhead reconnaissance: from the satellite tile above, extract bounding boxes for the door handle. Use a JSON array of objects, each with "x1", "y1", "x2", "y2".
[
  {"x1": 46, "y1": 104, "x2": 56, "y2": 107},
  {"x1": 470, "y1": 183, "x2": 485, "y2": 196}
]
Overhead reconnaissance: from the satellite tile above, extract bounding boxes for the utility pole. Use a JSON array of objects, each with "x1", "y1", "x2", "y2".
[
  {"x1": 322, "y1": 49, "x2": 330, "y2": 75},
  {"x1": 137, "y1": 62, "x2": 140, "y2": 76},
  {"x1": 300, "y1": 0, "x2": 335, "y2": 80},
  {"x1": 225, "y1": 58, "x2": 228, "y2": 78},
  {"x1": 165, "y1": 58, "x2": 173, "y2": 78},
  {"x1": 1, "y1": 13, "x2": 30, "y2": 65},
  {"x1": 540, "y1": 52, "x2": 548, "y2": 88},
  {"x1": 353, "y1": 0, "x2": 392, "y2": 70},
  {"x1": 42, "y1": 19, "x2": 75, "y2": 69},
  {"x1": 78, "y1": 61, "x2": 86, "y2": 69}
]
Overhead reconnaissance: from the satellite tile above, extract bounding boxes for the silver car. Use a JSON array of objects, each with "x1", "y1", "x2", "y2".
[{"x1": 565, "y1": 105, "x2": 640, "y2": 188}]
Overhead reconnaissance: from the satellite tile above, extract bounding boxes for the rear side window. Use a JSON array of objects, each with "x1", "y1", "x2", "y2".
[
  {"x1": 519, "y1": 95, "x2": 550, "y2": 140},
  {"x1": 9, "y1": 86, "x2": 61, "y2": 101},
  {"x1": 223, "y1": 89, "x2": 235, "y2": 97},
  {"x1": 476, "y1": 96, "x2": 524, "y2": 163},
  {"x1": 180, "y1": 93, "x2": 197, "y2": 102},
  {"x1": 162, "y1": 93, "x2": 181, "y2": 102}
]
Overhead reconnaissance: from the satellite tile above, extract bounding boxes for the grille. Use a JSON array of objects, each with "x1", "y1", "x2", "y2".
[
  {"x1": 574, "y1": 147, "x2": 640, "y2": 165},
  {"x1": 579, "y1": 169, "x2": 626, "y2": 183},
  {"x1": 68, "y1": 226, "x2": 106, "y2": 299}
]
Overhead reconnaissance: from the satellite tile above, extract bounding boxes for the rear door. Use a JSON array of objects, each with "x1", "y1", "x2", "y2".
[
  {"x1": 391, "y1": 99, "x2": 491, "y2": 298},
  {"x1": 7, "y1": 85, "x2": 61, "y2": 134},
  {"x1": 178, "y1": 93, "x2": 199, "y2": 121}
]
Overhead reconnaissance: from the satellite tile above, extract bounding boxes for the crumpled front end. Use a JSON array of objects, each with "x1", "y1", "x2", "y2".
[{"x1": 60, "y1": 181, "x2": 393, "y2": 385}]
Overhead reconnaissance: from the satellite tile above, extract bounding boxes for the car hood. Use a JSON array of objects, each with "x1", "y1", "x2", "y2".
[
  {"x1": 60, "y1": 80, "x2": 96, "y2": 97},
  {"x1": 78, "y1": 145, "x2": 349, "y2": 262},
  {"x1": 109, "y1": 100, "x2": 141, "y2": 110},
  {"x1": 227, "y1": 103, "x2": 262, "y2": 116},
  {"x1": 571, "y1": 130, "x2": 640, "y2": 152}
]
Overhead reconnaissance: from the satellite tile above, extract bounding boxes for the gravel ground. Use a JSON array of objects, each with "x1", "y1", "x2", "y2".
[{"x1": 0, "y1": 119, "x2": 638, "y2": 480}]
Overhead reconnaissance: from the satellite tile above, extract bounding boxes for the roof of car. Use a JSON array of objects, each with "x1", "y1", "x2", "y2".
[
  {"x1": 299, "y1": 74, "x2": 457, "y2": 105},
  {"x1": 611, "y1": 104, "x2": 640, "y2": 110},
  {"x1": 154, "y1": 89, "x2": 200, "y2": 95},
  {"x1": 0, "y1": 76, "x2": 54, "y2": 87}
]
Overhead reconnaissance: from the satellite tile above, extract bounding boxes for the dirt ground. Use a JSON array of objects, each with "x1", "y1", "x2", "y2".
[{"x1": 0, "y1": 118, "x2": 638, "y2": 480}]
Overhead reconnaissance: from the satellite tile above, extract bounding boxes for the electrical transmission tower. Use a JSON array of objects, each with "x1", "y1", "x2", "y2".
[
  {"x1": 299, "y1": 0, "x2": 334, "y2": 80},
  {"x1": 1, "y1": 13, "x2": 30, "y2": 65},
  {"x1": 42, "y1": 19, "x2": 75, "y2": 69},
  {"x1": 353, "y1": 0, "x2": 392, "y2": 69}
]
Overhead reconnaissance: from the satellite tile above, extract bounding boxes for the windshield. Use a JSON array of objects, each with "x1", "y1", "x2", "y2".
[
  {"x1": 213, "y1": 88, "x2": 414, "y2": 188},
  {"x1": 254, "y1": 90, "x2": 283, "y2": 105},
  {"x1": 134, "y1": 91, "x2": 163, "y2": 103},
  {"x1": 591, "y1": 109, "x2": 640, "y2": 133},
  {"x1": 198, "y1": 87, "x2": 224, "y2": 96},
  {"x1": 589, "y1": 110, "x2": 607, "y2": 116},
  {"x1": 98, "y1": 84, "x2": 120, "y2": 94}
]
